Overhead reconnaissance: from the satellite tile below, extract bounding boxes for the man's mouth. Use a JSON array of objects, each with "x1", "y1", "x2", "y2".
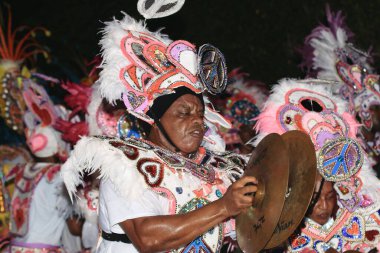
[
  {"x1": 317, "y1": 213, "x2": 329, "y2": 221},
  {"x1": 189, "y1": 128, "x2": 204, "y2": 138}
]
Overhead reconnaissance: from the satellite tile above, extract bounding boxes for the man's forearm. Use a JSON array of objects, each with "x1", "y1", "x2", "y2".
[{"x1": 120, "y1": 198, "x2": 229, "y2": 253}]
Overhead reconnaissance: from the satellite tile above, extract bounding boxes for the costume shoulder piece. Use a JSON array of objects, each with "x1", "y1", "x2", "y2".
[
  {"x1": 63, "y1": 135, "x2": 242, "y2": 252},
  {"x1": 62, "y1": 136, "x2": 147, "y2": 201},
  {"x1": 205, "y1": 149, "x2": 245, "y2": 180},
  {"x1": 62, "y1": 136, "x2": 243, "y2": 201}
]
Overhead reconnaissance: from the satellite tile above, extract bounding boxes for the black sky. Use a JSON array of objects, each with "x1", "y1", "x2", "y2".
[{"x1": 9, "y1": 0, "x2": 380, "y2": 85}]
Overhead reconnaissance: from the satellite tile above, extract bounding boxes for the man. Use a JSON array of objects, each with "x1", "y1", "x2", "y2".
[
  {"x1": 254, "y1": 78, "x2": 380, "y2": 252},
  {"x1": 1, "y1": 76, "x2": 82, "y2": 252},
  {"x1": 62, "y1": 14, "x2": 257, "y2": 252},
  {"x1": 210, "y1": 69, "x2": 268, "y2": 154},
  {"x1": 307, "y1": 177, "x2": 336, "y2": 227}
]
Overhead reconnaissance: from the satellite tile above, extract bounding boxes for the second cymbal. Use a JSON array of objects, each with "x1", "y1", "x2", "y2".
[
  {"x1": 236, "y1": 133, "x2": 290, "y2": 253},
  {"x1": 265, "y1": 130, "x2": 317, "y2": 249}
]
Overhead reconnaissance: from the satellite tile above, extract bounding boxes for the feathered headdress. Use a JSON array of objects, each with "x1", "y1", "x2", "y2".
[
  {"x1": 22, "y1": 78, "x2": 69, "y2": 160},
  {"x1": 254, "y1": 78, "x2": 380, "y2": 217},
  {"x1": 98, "y1": 13, "x2": 230, "y2": 128},
  {"x1": 212, "y1": 68, "x2": 269, "y2": 147},
  {"x1": 0, "y1": 4, "x2": 50, "y2": 76},
  {"x1": 299, "y1": 5, "x2": 371, "y2": 81},
  {"x1": 86, "y1": 83, "x2": 147, "y2": 139},
  {"x1": 300, "y1": 5, "x2": 380, "y2": 130}
]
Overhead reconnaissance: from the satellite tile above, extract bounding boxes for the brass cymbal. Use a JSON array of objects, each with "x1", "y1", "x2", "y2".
[
  {"x1": 265, "y1": 130, "x2": 317, "y2": 249},
  {"x1": 236, "y1": 133, "x2": 290, "y2": 253}
]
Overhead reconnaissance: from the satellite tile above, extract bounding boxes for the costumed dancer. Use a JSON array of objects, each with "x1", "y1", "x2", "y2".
[
  {"x1": 56, "y1": 79, "x2": 150, "y2": 251},
  {"x1": 299, "y1": 6, "x2": 380, "y2": 172},
  {"x1": 0, "y1": 3, "x2": 50, "y2": 143},
  {"x1": 58, "y1": 78, "x2": 227, "y2": 251},
  {"x1": 253, "y1": 78, "x2": 380, "y2": 252},
  {"x1": 211, "y1": 68, "x2": 268, "y2": 154},
  {"x1": 0, "y1": 4, "x2": 50, "y2": 79},
  {"x1": 54, "y1": 80, "x2": 95, "y2": 253},
  {"x1": 1, "y1": 74, "x2": 84, "y2": 252},
  {"x1": 0, "y1": 3, "x2": 85, "y2": 251},
  {"x1": 62, "y1": 13, "x2": 257, "y2": 252},
  {"x1": 0, "y1": 145, "x2": 32, "y2": 250}
]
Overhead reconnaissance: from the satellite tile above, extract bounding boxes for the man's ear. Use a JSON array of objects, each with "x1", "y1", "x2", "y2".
[{"x1": 148, "y1": 122, "x2": 159, "y2": 136}]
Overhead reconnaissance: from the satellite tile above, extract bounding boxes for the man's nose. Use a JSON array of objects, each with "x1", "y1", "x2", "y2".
[
  {"x1": 319, "y1": 198, "x2": 328, "y2": 210},
  {"x1": 192, "y1": 115, "x2": 204, "y2": 125}
]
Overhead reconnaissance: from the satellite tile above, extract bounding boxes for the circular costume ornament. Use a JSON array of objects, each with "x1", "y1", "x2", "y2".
[
  {"x1": 317, "y1": 137, "x2": 363, "y2": 182},
  {"x1": 117, "y1": 113, "x2": 146, "y2": 139},
  {"x1": 230, "y1": 99, "x2": 260, "y2": 126},
  {"x1": 198, "y1": 44, "x2": 227, "y2": 95},
  {"x1": 137, "y1": 0, "x2": 186, "y2": 19}
]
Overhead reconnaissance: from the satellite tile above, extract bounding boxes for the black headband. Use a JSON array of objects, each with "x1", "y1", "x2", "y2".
[{"x1": 147, "y1": 86, "x2": 204, "y2": 121}]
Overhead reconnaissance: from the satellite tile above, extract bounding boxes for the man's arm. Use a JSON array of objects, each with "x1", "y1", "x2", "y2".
[
  {"x1": 119, "y1": 176, "x2": 257, "y2": 253},
  {"x1": 66, "y1": 216, "x2": 84, "y2": 236}
]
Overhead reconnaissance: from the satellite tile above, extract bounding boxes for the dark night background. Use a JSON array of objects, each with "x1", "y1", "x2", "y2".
[
  {"x1": 9, "y1": 0, "x2": 380, "y2": 84},
  {"x1": 2, "y1": 0, "x2": 380, "y2": 144}
]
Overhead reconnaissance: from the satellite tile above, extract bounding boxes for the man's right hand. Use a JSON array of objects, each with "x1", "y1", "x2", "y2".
[
  {"x1": 221, "y1": 176, "x2": 258, "y2": 217},
  {"x1": 118, "y1": 175, "x2": 259, "y2": 252}
]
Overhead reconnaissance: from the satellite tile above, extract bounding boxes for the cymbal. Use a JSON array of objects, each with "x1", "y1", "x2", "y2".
[
  {"x1": 265, "y1": 131, "x2": 317, "y2": 248},
  {"x1": 236, "y1": 133, "x2": 290, "y2": 253}
]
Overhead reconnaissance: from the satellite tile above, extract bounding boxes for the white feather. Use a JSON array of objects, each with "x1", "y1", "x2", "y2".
[
  {"x1": 61, "y1": 136, "x2": 146, "y2": 202},
  {"x1": 86, "y1": 83, "x2": 104, "y2": 136},
  {"x1": 98, "y1": 13, "x2": 172, "y2": 104}
]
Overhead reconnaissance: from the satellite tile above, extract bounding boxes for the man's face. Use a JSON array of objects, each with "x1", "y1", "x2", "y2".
[
  {"x1": 160, "y1": 94, "x2": 205, "y2": 155},
  {"x1": 308, "y1": 180, "x2": 336, "y2": 225}
]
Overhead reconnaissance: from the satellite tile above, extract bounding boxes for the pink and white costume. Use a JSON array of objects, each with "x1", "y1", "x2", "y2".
[
  {"x1": 253, "y1": 78, "x2": 380, "y2": 252},
  {"x1": 62, "y1": 13, "x2": 243, "y2": 252}
]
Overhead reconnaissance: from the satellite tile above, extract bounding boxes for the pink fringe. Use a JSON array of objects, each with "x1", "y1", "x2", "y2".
[
  {"x1": 254, "y1": 102, "x2": 284, "y2": 135},
  {"x1": 342, "y1": 112, "x2": 360, "y2": 138}
]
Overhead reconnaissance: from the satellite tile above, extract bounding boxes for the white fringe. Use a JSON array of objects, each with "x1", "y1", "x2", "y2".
[
  {"x1": 98, "y1": 13, "x2": 172, "y2": 104},
  {"x1": 87, "y1": 83, "x2": 104, "y2": 136},
  {"x1": 61, "y1": 136, "x2": 145, "y2": 202},
  {"x1": 309, "y1": 27, "x2": 372, "y2": 94},
  {"x1": 251, "y1": 78, "x2": 349, "y2": 146}
]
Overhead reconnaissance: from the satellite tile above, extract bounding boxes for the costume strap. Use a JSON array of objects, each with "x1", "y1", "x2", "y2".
[{"x1": 101, "y1": 231, "x2": 131, "y2": 244}]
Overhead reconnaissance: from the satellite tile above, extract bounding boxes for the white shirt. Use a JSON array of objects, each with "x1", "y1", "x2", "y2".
[
  {"x1": 97, "y1": 179, "x2": 169, "y2": 252},
  {"x1": 13, "y1": 175, "x2": 68, "y2": 246}
]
